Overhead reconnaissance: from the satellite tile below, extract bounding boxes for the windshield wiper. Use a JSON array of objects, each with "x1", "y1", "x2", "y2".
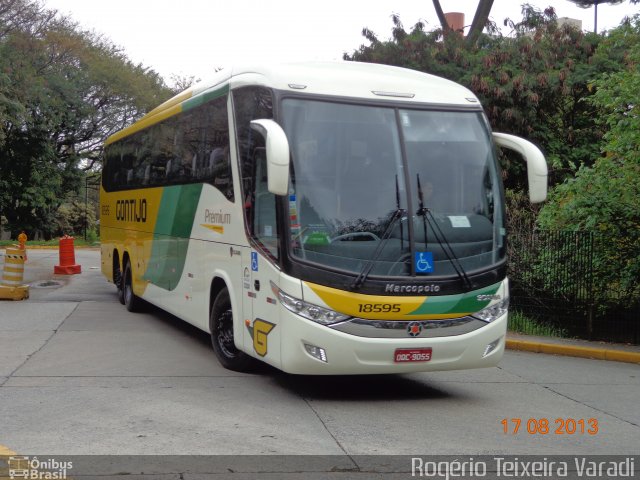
[
  {"x1": 416, "y1": 173, "x2": 428, "y2": 247},
  {"x1": 396, "y1": 174, "x2": 405, "y2": 252},
  {"x1": 351, "y1": 176, "x2": 405, "y2": 291},
  {"x1": 416, "y1": 173, "x2": 473, "y2": 291}
]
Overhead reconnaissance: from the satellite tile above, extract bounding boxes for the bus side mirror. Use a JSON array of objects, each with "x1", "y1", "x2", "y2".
[
  {"x1": 250, "y1": 119, "x2": 290, "y2": 196},
  {"x1": 493, "y1": 132, "x2": 548, "y2": 203}
]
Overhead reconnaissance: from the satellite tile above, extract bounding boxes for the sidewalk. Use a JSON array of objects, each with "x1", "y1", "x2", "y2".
[{"x1": 506, "y1": 332, "x2": 640, "y2": 364}]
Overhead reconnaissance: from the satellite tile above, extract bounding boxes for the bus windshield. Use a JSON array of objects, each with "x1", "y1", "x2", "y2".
[{"x1": 282, "y1": 98, "x2": 505, "y2": 279}]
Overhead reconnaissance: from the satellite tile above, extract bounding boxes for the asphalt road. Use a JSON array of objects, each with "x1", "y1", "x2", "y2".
[{"x1": 0, "y1": 249, "x2": 639, "y2": 475}]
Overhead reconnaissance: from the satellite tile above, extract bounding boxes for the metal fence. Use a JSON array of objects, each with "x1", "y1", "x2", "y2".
[{"x1": 508, "y1": 230, "x2": 640, "y2": 344}]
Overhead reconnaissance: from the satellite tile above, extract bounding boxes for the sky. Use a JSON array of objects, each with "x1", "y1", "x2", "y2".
[{"x1": 43, "y1": 0, "x2": 640, "y2": 84}]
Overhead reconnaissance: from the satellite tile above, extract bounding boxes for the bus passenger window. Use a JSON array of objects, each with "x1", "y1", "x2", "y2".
[{"x1": 211, "y1": 147, "x2": 232, "y2": 199}]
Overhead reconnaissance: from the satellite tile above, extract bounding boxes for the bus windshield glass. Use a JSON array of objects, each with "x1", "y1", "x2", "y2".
[{"x1": 281, "y1": 98, "x2": 505, "y2": 279}]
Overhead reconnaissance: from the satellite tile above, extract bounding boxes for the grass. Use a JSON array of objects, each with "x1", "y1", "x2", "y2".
[
  {"x1": 0, "y1": 238, "x2": 100, "y2": 248},
  {"x1": 508, "y1": 310, "x2": 568, "y2": 338}
]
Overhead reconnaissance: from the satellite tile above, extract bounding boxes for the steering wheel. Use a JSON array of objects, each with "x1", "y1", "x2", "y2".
[
  {"x1": 330, "y1": 232, "x2": 381, "y2": 243},
  {"x1": 387, "y1": 252, "x2": 412, "y2": 275}
]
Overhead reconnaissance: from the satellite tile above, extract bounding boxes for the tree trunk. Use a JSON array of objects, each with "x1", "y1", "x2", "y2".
[
  {"x1": 432, "y1": 0, "x2": 451, "y2": 34},
  {"x1": 465, "y1": 0, "x2": 495, "y2": 47}
]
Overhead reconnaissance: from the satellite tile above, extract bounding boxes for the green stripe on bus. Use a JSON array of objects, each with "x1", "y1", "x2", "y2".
[
  {"x1": 143, "y1": 184, "x2": 203, "y2": 291},
  {"x1": 407, "y1": 283, "x2": 501, "y2": 316},
  {"x1": 182, "y1": 84, "x2": 230, "y2": 112}
]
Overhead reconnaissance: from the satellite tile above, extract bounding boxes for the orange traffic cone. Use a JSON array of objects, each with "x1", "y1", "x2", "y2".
[
  {"x1": 17, "y1": 231, "x2": 27, "y2": 261},
  {"x1": 54, "y1": 235, "x2": 81, "y2": 275}
]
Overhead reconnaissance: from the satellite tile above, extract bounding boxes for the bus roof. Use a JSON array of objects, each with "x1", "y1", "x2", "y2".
[{"x1": 105, "y1": 62, "x2": 481, "y2": 146}]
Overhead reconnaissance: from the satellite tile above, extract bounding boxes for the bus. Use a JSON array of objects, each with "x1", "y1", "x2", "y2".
[{"x1": 100, "y1": 62, "x2": 547, "y2": 375}]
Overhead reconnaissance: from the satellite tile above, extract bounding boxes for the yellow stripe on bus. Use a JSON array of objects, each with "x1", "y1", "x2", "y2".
[
  {"x1": 201, "y1": 224, "x2": 224, "y2": 234},
  {"x1": 305, "y1": 281, "x2": 475, "y2": 321},
  {"x1": 100, "y1": 187, "x2": 165, "y2": 297},
  {"x1": 143, "y1": 90, "x2": 193, "y2": 119}
]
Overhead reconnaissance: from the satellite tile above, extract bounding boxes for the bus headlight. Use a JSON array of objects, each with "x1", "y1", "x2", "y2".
[
  {"x1": 271, "y1": 282, "x2": 350, "y2": 325},
  {"x1": 473, "y1": 297, "x2": 509, "y2": 323}
]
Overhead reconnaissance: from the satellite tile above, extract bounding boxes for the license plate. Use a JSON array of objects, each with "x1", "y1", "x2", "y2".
[{"x1": 394, "y1": 348, "x2": 432, "y2": 363}]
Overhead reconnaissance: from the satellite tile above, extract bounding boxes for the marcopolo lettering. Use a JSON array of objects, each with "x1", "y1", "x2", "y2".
[
  {"x1": 385, "y1": 283, "x2": 440, "y2": 294},
  {"x1": 116, "y1": 199, "x2": 147, "y2": 223}
]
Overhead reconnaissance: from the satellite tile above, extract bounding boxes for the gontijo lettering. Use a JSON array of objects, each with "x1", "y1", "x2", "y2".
[{"x1": 116, "y1": 199, "x2": 147, "y2": 222}]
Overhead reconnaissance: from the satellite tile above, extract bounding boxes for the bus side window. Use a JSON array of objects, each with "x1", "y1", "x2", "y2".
[
  {"x1": 202, "y1": 96, "x2": 232, "y2": 200},
  {"x1": 233, "y1": 86, "x2": 277, "y2": 258},
  {"x1": 252, "y1": 147, "x2": 278, "y2": 257},
  {"x1": 210, "y1": 147, "x2": 232, "y2": 200}
]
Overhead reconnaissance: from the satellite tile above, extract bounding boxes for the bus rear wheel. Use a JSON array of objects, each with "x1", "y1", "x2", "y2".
[
  {"x1": 123, "y1": 260, "x2": 143, "y2": 312},
  {"x1": 115, "y1": 263, "x2": 125, "y2": 305},
  {"x1": 210, "y1": 287, "x2": 253, "y2": 372}
]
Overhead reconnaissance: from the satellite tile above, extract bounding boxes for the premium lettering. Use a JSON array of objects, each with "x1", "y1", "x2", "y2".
[{"x1": 205, "y1": 209, "x2": 231, "y2": 224}]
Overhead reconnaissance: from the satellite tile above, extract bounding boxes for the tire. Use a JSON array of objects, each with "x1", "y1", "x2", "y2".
[
  {"x1": 115, "y1": 265, "x2": 125, "y2": 305},
  {"x1": 123, "y1": 260, "x2": 143, "y2": 312},
  {"x1": 210, "y1": 287, "x2": 253, "y2": 371}
]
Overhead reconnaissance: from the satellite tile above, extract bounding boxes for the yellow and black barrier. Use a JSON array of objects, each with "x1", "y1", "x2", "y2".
[{"x1": 0, "y1": 246, "x2": 29, "y2": 300}]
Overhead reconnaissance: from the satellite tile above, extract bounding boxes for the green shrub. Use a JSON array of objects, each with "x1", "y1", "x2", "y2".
[{"x1": 508, "y1": 310, "x2": 568, "y2": 338}]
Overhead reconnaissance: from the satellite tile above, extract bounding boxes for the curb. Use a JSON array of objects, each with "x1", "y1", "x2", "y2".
[
  {"x1": 4, "y1": 245, "x2": 100, "y2": 249},
  {"x1": 506, "y1": 339, "x2": 640, "y2": 364}
]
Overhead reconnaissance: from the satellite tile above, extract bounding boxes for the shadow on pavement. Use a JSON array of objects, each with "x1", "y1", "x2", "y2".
[
  {"x1": 136, "y1": 301, "x2": 451, "y2": 400},
  {"x1": 272, "y1": 372, "x2": 451, "y2": 401}
]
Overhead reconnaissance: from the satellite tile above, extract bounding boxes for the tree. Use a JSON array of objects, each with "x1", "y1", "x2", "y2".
[
  {"x1": 474, "y1": 5, "x2": 607, "y2": 187},
  {"x1": 0, "y1": 0, "x2": 172, "y2": 238},
  {"x1": 56, "y1": 198, "x2": 97, "y2": 238},
  {"x1": 537, "y1": 18, "x2": 640, "y2": 304},
  {"x1": 566, "y1": 0, "x2": 639, "y2": 32},
  {"x1": 466, "y1": 0, "x2": 495, "y2": 47},
  {"x1": 169, "y1": 74, "x2": 201, "y2": 94}
]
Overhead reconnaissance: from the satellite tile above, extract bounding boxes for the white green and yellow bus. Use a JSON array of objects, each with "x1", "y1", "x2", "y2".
[{"x1": 100, "y1": 62, "x2": 547, "y2": 374}]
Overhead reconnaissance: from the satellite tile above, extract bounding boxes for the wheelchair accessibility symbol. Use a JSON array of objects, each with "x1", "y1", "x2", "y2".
[
  {"x1": 414, "y1": 252, "x2": 434, "y2": 274},
  {"x1": 251, "y1": 252, "x2": 259, "y2": 272}
]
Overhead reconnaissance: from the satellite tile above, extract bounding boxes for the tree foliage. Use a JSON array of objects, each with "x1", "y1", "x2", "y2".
[
  {"x1": 538, "y1": 17, "x2": 640, "y2": 303},
  {"x1": 56, "y1": 198, "x2": 97, "y2": 239},
  {"x1": 169, "y1": 74, "x2": 201, "y2": 94},
  {"x1": 0, "y1": 0, "x2": 173, "y2": 238}
]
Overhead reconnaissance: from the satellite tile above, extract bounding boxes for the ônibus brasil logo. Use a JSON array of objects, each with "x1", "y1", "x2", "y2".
[{"x1": 8, "y1": 456, "x2": 72, "y2": 479}]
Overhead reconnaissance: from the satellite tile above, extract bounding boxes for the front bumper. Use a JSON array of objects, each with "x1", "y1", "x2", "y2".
[{"x1": 278, "y1": 309, "x2": 507, "y2": 375}]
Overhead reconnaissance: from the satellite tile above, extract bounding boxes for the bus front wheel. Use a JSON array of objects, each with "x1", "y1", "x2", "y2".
[{"x1": 210, "y1": 287, "x2": 253, "y2": 372}]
